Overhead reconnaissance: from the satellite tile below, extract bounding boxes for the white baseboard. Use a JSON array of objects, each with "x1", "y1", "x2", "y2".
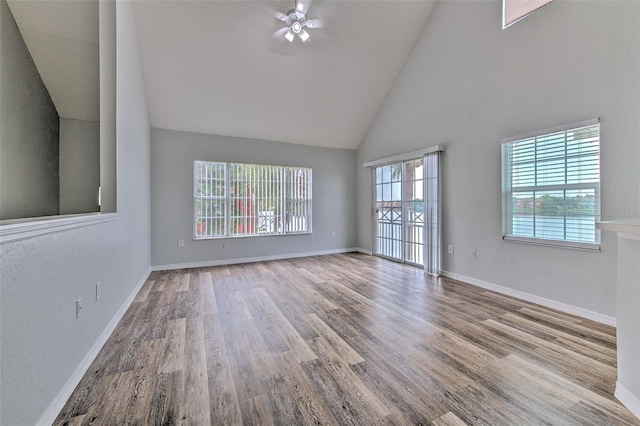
[
  {"x1": 37, "y1": 267, "x2": 152, "y2": 426},
  {"x1": 615, "y1": 382, "x2": 640, "y2": 420},
  {"x1": 151, "y1": 247, "x2": 364, "y2": 271},
  {"x1": 439, "y1": 270, "x2": 616, "y2": 327},
  {"x1": 354, "y1": 247, "x2": 373, "y2": 255}
]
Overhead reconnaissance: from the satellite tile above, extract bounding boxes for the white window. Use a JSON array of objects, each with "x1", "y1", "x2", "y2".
[
  {"x1": 501, "y1": 119, "x2": 600, "y2": 249},
  {"x1": 503, "y1": 0, "x2": 553, "y2": 29},
  {"x1": 194, "y1": 161, "x2": 311, "y2": 239}
]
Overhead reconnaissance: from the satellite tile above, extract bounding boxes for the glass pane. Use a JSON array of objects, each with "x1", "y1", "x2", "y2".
[
  {"x1": 382, "y1": 183, "x2": 392, "y2": 202},
  {"x1": 382, "y1": 165, "x2": 393, "y2": 183},
  {"x1": 511, "y1": 191, "x2": 534, "y2": 238},
  {"x1": 567, "y1": 155, "x2": 599, "y2": 184},
  {"x1": 537, "y1": 191, "x2": 564, "y2": 217},
  {"x1": 376, "y1": 184, "x2": 383, "y2": 202},
  {"x1": 537, "y1": 159, "x2": 565, "y2": 186},
  {"x1": 284, "y1": 166, "x2": 311, "y2": 233},
  {"x1": 391, "y1": 182, "x2": 402, "y2": 202},
  {"x1": 375, "y1": 166, "x2": 383, "y2": 183},
  {"x1": 565, "y1": 216, "x2": 595, "y2": 242},
  {"x1": 391, "y1": 164, "x2": 402, "y2": 182}
]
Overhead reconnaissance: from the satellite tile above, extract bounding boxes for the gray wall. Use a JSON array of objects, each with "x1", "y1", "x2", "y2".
[
  {"x1": 0, "y1": 1, "x2": 151, "y2": 424},
  {"x1": 60, "y1": 118, "x2": 100, "y2": 215},
  {"x1": 0, "y1": 0, "x2": 59, "y2": 220},
  {"x1": 151, "y1": 128, "x2": 357, "y2": 267},
  {"x1": 357, "y1": 0, "x2": 640, "y2": 317}
]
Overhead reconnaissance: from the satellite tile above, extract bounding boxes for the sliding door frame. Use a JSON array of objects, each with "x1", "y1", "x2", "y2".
[
  {"x1": 371, "y1": 159, "x2": 424, "y2": 267},
  {"x1": 365, "y1": 145, "x2": 444, "y2": 274}
]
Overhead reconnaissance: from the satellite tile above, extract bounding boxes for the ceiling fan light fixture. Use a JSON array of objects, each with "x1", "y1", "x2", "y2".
[
  {"x1": 278, "y1": 1, "x2": 316, "y2": 43},
  {"x1": 285, "y1": 29, "x2": 295, "y2": 42},
  {"x1": 291, "y1": 20, "x2": 303, "y2": 34}
]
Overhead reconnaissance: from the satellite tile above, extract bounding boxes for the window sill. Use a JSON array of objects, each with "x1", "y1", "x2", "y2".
[
  {"x1": 194, "y1": 232, "x2": 312, "y2": 241},
  {"x1": 0, "y1": 213, "x2": 118, "y2": 244},
  {"x1": 502, "y1": 235, "x2": 600, "y2": 251}
]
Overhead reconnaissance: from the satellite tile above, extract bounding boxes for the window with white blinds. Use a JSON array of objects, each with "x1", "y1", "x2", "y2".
[
  {"x1": 503, "y1": 0, "x2": 553, "y2": 29},
  {"x1": 501, "y1": 119, "x2": 600, "y2": 249},
  {"x1": 194, "y1": 161, "x2": 311, "y2": 239}
]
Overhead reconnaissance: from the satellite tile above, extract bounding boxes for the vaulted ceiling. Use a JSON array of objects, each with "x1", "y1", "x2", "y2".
[
  {"x1": 6, "y1": 0, "x2": 99, "y2": 122},
  {"x1": 132, "y1": 0, "x2": 437, "y2": 149}
]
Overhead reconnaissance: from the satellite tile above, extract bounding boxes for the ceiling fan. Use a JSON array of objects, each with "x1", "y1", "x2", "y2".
[{"x1": 278, "y1": 0, "x2": 319, "y2": 43}]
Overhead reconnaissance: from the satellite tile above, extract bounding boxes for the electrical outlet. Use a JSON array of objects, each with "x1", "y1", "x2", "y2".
[
  {"x1": 471, "y1": 249, "x2": 477, "y2": 258},
  {"x1": 222, "y1": 241, "x2": 228, "y2": 249},
  {"x1": 76, "y1": 298, "x2": 82, "y2": 319},
  {"x1": 331, "y1": 230, "x2": 336, "y2": 237},
  {"x1": 96, "y1": 282, "x2": 101, "y2": 300},
  {"x1": 177, "y1": 239, "x2": 185, "y2": 248},
  {"x1": 448, "y1": 245, "x2": 454, "y2": 254}
]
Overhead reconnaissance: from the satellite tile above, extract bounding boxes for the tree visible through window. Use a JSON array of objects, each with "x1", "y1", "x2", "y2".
[{"x1": 194, "y1": 161, "x2": 311, "y2": 238}]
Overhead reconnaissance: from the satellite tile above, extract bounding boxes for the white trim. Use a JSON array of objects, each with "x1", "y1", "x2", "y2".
[
  {"x1": 194, "y1": 231, "x2": 313, "y2": 241},
  {"x1": 363, "y1": 144, "x2": 445, "y2": 168},
  {"x1": 36, "y1": 267, "x2": 151, "y2": 426},
  {"x1": 597, "y1": 219, "x2": 640, "y2": 239},
  {"x1": 501, "y1": 118, "x2": 599, "y2": 144},
  {"x1": 615, "y1": 382, "x2": 640, "y2": 421},
  {"x1": 0, "y1": 213, "x2": 118, "y2": 244},
  {"x1": 439, "y1": 270, "x2": 616, "y2": 327},
  {"x1": 151, "y1": 247, "x2": 362, "y2": 271},
  {"x1": 618, "y1": 232, "x2": 640, "y2": 242},
  {"x1": 354, "y1": 247, "x2": 373, "y2": 255},
  {"x1": 502, "y1": 235, "x2": 601, "y2": 251}
]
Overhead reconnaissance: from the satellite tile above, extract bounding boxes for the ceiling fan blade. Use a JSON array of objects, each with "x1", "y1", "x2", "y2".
[
  {"x1": 275, "y1": 11, "x2": 288, "y2": 22},
  {"x1": 296, "y1": 0, "x2": 314, "y2": 14},
  {"x1": 273, "y1": 27, "x2": 290, "y2": 39},
  {"x1": 305, "y1": 18, "x2": 322, "y2": 29}
]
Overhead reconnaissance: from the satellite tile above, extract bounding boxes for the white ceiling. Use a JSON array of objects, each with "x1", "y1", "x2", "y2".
[
  {"x1": 7, "y1": 0, "x2": 100, "y2": 122},
  {"x1": 132, "y1": 0, "x2": 437, "y2": 149}
]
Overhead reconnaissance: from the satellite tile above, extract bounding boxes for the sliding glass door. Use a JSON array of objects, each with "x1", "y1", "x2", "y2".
[
  {"x1": 373, "y1": 158, "x2": 424, "y2": 266},
  {"x1": 372, "y1": 152, "x2": 440, "y2": 274},
  {"x1": 373, "y1": 163, "x2": 403, "y2": 261},
  {"x1": 402, "y1": 158, "x2": 424, "y2": 265}
]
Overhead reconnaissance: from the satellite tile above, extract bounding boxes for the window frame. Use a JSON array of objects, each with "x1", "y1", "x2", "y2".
[
  {"x1": 502, "y1": 0, "x2": 553, "y2": 29},
  {"x1": 193, "y1": 160, "x2": 312, "y2": 240},
  {"x1": 501, "y1": 118, "x2": 601, "y2": 251}
]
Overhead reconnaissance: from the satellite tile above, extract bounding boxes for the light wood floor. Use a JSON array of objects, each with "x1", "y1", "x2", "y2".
[{"x1": 56, "y1": 253, "x2": 640, "y2": 425}]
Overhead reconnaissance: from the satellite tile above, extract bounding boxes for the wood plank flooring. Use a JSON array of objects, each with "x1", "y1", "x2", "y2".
[{"x1": 55, "y1": 253, "x2": 640, "y2": 425}]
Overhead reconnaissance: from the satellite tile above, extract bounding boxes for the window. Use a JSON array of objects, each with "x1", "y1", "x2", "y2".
[
  {"x1": 501, "y1": 119, "x2": 600, "y2": 249},
  {"x1": 194, "y1": 161, "x2": 311, "y2": 239},
  {"x1": 502, "y1": 0, "x2": 553, "y2": 29}
]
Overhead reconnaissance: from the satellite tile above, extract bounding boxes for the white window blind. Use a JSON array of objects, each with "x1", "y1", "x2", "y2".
[
  {"x1": 194, "y1": 161, "x2": 226, "y2": 237},
  {"x1": 285, "y1": 167, "x2": 312, "y2": 234},
  {"x1": 194, "y1": 161, "x2": 311, "y2": 239},
  {"x1": 501, "y1": 119, "x2": 600, "y2": 249},
  {"x1": 503, "y1": 0, "x2": 553, "y2": 29}
]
